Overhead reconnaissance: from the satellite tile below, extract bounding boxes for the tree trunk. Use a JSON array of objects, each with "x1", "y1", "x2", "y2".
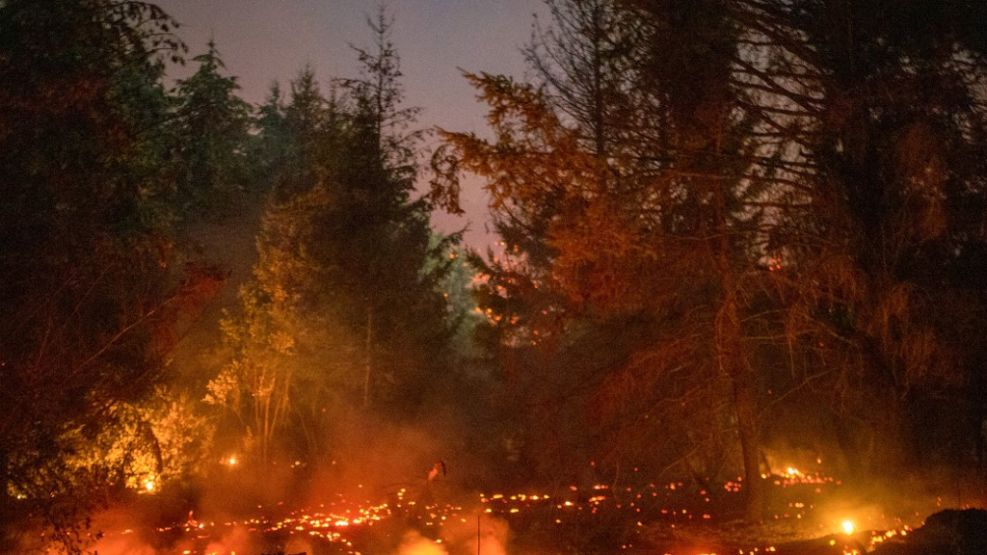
[
  {"x1": 716, "y1": 286, "x2": 765, "y2": 521},
  {"x1": 732, "y1": 365, "x2": 765, "y2": 521},
  {"x1": 262, "y1": 393, "x2": 270, "y2": 465},
  {"x1": 832, "y1": 413, "x2": 863, "y2": 479},
  {"x1": 363, "y1": 306, "x2": 374, "y2": 408},
  {"x1": 714, "y1": 175, "x2": 765, "y2": 521}
]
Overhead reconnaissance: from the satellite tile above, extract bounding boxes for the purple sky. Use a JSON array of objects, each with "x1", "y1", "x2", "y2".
[{"x1": 156, "y1": 0, "x2": 548, "y2": 249}]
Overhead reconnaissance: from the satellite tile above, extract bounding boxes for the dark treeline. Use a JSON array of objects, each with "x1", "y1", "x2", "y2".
[
  {"x1": 0, "y1": 1, "x2": 474, "y2": 551},
  {"x1": 2, "y1": 0, "x2": 987, "y2": 552},
  {"x1": 434, "y1": 0, "x2": 987, "y2": 521}
]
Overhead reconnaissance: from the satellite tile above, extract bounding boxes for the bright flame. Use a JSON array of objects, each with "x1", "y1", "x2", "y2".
[
  {"x1": 785, "y1": 466, "x2": 801, "y2": 477},
  {"x1": 841, "y1": 519, "x2": 855, "y2": 535},
  {"x1": 226, "y1": 455, "x2": 238, "y2": 466},
  {"x1": 143, "y1": 478, "x2": 156, "y2": 493}
]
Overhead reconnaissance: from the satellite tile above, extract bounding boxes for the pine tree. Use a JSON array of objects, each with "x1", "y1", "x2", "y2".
[
  {"x1": 437, "y1": 0, "x2": 770, "y2": 519},
  {"x1": 211, "y1": 11, "x2": 459, "y2": 463},
  {"x1": 728, "y1": 0, "x2": 987, "y2": 473},
  {"x1": 329, "y1": 7, "x2": 454, "y2": 410},
  {"x1": 249, "y1": 82, "x2": 288, "y2": 188},
  {"x1": 172, "y1": 39, "x2": 252, "y2": 218},
  {"x1": 0, "y1": 0, "x2": 208, "y2": 546},
  {"x1": 276, "y1": 66, "x2": 329, "y2": 199}
]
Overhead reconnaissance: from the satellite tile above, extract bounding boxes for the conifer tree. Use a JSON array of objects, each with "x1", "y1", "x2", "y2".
[
  {"x1": 0, "y1": 0, "x2": 212, "y2": 546},
  {"x1": 172, "y1": 39, "x2": 251, "y2": 218},
  {"x1": 324, "y1": 8, "x2": 455, "y2": 410},
  {"x1": 436, "y1": 0, "x2": 769, "y2": 519},
  {"x1": 211, "y1": 10, "x2": 459, "y2": 463},
  {"x1": 251, "y1": 82, "x2": 289, "y2": 188},
  {"x1": 726, "y1": 0, "x2": 987, "y2": 473}
]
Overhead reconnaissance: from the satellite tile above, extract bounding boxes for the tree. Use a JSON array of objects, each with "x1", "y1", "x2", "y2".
[
  {"x1": 275, "y1": 66, "x2": 332, "y2": 199},
  {"x1": 630, "y1": 0, "x2": 770, "y2": 520},
  {"x1": 0, "y1": 0, "x2": 217, "y2": 549},
  {"x1": 210, "y1": 11, "x2": 460, "y2": 464},
  {"x1": 727, "y1": 0, "x2": 987, "y2": 474},
  {"x1": 250, "y1": 82, "x2": 289, "y2": 190},
  {"x1": 331, "y1": 7, "x2": 454, "y2": 410},
  {"x1": 172, "y1": 39, "x2": 252, "y2": 218},
  {"x1": 208, "y1": 186, "x2": 343, "y2": 464},
  {"x1": 435, "y1": 0, "x2": 773, "y2": 519}
]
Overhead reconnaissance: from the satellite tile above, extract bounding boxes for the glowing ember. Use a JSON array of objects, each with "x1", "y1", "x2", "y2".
[{"x1": 98, "y1": 463, "x2": 930, "y2": 555}]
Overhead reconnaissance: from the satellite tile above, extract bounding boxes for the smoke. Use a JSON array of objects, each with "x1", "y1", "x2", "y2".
[
  {"x1": 85, "y1": 531, "x2": 156, "y2": 555},
  {"x1": 203, "y1": 525, "x2": 254, "y2": 555},
  {"x1": 83, "y1": 508, "x2": 161, "y2": 555},
  {"x1": 425, "y1": 512, "x2": 510, "y2": 555},
  {"x1": 283, "y1": 535, "x2": 316, "y2": 555},
  {"x1": 398, "y1": 530, "x2": 448, "y2": 555},
  {"x1": 393, "y1": 512, "x2": 511, "y2": 555}
]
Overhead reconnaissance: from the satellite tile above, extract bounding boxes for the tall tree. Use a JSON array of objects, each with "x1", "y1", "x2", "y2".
[
  {"x1": 332, "y1": 7, "x2": 453, "y2": 410},
  {"x1": 250, "y1": 82, "x2": 289, "y2": 189},
  {"x1": 276, "y1": 66, "x2": 331, "y2": 199},
  {"x1": 171, "y1": 39, "x2": 252, "y2": 218},
  {"x1": 0, "y1": 0, "x2": 213, "y2": 548},
  {"x1": 436, "y1": 0, "x2": 771, "y2": 519},
  {"x1": 728, "y1": 0, "x2": 987, "y2": 474},
  {"x1": 207, "y1": 67, "x2": 340, "y2": 463},
  {"x1": 211, "y1": 11, "x2": 459, "y2": 464},
  {"x1": 631, "y1": 0, "x2": 769, "y2": 520}
]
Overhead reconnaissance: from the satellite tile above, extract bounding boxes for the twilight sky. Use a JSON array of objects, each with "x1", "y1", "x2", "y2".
[{"x1": 156, "y1": 0, "x2": 549, "y2": 249}]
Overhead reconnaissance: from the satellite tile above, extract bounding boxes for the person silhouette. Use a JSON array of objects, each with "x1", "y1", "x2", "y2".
[{"x1": 422, "y1": 460, "x2": 447, "y2": 505}]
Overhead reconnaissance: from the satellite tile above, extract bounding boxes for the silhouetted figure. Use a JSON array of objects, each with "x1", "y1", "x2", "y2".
[
  {"x1": 427, "y1": 460, "x2": 447, "y2": 482},
  {"x1": 422, "y1": 460, "x2": 447, "y2": 505}
]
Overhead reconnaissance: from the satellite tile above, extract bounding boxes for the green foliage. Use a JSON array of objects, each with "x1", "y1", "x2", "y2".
[
  {"x1": 171, "y1": 39, "x2": 252, "y2": 218},
  {"x1": 249, "y1": 82, "x2": 289, "y2": 188},
  {"x1": 0, "y1": 0, "x2": 206, "y2": 547},
  {"x1": 209, "y1": 10, "x2": 463, "y2": 464},
  {"x1": 62, "y1": 387, "x2": 215, "y2": 492},
  {"x1": 210, "y1": 186, "x2": 350, "y2": 462}
]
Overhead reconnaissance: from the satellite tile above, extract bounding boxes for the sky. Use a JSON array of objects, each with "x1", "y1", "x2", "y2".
[{"x1": 155, "y1": 0, "x2": 549, "y2": 249}]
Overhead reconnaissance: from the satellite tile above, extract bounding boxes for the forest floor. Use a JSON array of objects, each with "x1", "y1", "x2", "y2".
[{"x1": 90, "y1": 465, "x2": 986, "y2": 555}]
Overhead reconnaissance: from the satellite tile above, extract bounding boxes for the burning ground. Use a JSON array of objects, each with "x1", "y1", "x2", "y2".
[
  {"x1": 79, "y1": 460, "x2": 985, "y2": 555},
  {"x1": 5, "y1": 2, "x2": 987, "y2": 554}
]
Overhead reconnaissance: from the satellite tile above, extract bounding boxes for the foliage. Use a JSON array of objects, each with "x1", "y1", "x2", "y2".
[
  {"x1": 0, "y1": 0, "x2": 235, "y2": 548},
  {"x1": 62, "y1": 387, "x2": 215, "y2": 492},
  {"x1": 435, "y1": 0, "x2": 987, "y2": 519},
  {"x1": 434, "y1": 0, "x2": 769, "y2": 517},
  {"x1": 726, "y1": 0, "x2": 987, "y2": 471},
  {"x1": 209, "y1": 10, "x2": 462, "y2": 465},
  {"x1": 171, "y1": 39, "x2": 252, "y2": 218}
]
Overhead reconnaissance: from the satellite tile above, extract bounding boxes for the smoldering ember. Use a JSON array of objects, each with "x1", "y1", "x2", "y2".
[{"x1": 2, "y1": 1, "x2": 987, "y2": 554}]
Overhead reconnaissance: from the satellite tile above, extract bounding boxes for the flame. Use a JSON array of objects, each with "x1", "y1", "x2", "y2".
[{"x1": 98, "y1": 459, "x2": 918, "y2": 555}]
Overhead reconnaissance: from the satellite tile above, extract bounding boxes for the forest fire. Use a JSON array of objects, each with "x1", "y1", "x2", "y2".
[
  {"x1": 3, "y1": 0, "x2": 987, "y2": 554},
  {"x1": 81, "y1": 459, "x2": 970, "y2": 555}
]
